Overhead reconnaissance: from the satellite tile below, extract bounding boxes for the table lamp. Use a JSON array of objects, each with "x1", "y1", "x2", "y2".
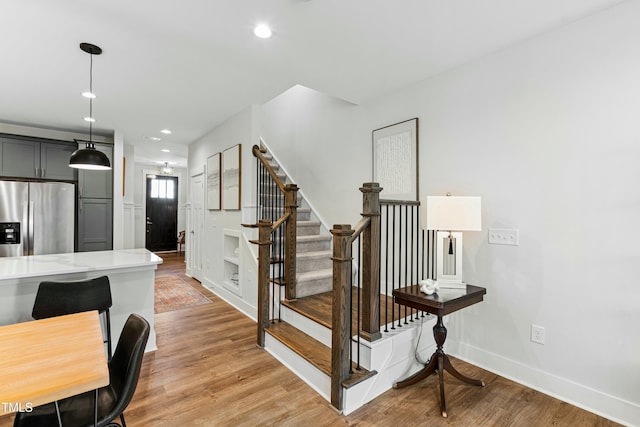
[{"x1": 423, "y1": 194, "x2": 481, "y2": 289}]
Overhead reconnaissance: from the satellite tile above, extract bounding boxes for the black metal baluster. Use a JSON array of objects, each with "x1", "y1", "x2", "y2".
[
  {"x1": 410, "y1": 204, "x2": 415, "y2": 322},
  {"x1": 391, "y1": 205, "x2": 396, "y2": 330},
  {"x1": 384, "y1": 204, "x2": 389, "y2": 333}
]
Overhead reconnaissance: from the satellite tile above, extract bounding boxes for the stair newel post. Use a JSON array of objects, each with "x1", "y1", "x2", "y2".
[
  {"x1": 361, "y1": 182, "x2": 382, "y2": 341},
  {"x1": 256, "y1": 219, "x2": 273, "y2": 348},
  {"x1": 284, "y1": 183, "x2": 299, "y2": 301},
  {"x1": 330, "y1": 224, "x2": 354, "y2": 412}
]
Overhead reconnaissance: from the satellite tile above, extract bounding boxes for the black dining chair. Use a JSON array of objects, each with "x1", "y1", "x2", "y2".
[
  {"x1": 32, "y1": 275, "x2": 113, "y2": 361},
  {"x1": 14, "y1": 313, "x2": 150, "y2": 427}
]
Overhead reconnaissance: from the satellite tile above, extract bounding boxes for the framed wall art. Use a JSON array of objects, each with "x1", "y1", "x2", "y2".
[
  {"x1": 206, "y1": 152, "x2": 221, "y2": 210},
  {"x1": 372, "y1": 118, "x2": 419, "y2": 201},
  {"x1": 222, "y1": 144, "x2": 242, "y2": 210}
]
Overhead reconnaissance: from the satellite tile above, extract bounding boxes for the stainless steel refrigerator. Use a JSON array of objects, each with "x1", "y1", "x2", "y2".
[{"x1": 0, "y1": 180, "x2": 75, "y2": 257}]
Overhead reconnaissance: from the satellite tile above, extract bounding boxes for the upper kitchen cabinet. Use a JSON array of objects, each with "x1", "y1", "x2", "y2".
[
  {"x1": 77, "y1": 142, "x2": 113, "y2": 198},
  {"x1": 0, "y1": 135, "x2": 77, "y2": 181}
]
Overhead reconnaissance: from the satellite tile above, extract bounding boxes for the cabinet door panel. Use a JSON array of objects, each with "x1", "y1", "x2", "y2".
[
  {"x1": 0, "y1": 138, "x2": 40, "y2": 178},
  {"x1": 77, "y1": 198, "x2": 113, "y2": 252},
  {"x1": 41, "y1": 142, "x2": 77, "y2": 180}
]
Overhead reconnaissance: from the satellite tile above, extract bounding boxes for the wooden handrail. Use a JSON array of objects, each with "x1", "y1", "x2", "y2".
[
  {"x1": 271, "y1": 212, "x2": 290, "y2": 231},
  {"x1": 347, "y1": 217, "x2": 371, "y2": 245},
  {"x1": 252, "y1": 144, "x2": 287, "y2": 194},
  {"x1": 380, "y1": 199, "x2": 420, "y2": 206}
]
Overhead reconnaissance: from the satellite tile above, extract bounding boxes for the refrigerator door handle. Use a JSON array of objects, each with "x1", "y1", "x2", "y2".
[
  {"x1": 22, "y1": 200, "x2": 29, "y2": 256},
  {"x1": 28, "y1": 201, "x2": 35, "y2": 255}
]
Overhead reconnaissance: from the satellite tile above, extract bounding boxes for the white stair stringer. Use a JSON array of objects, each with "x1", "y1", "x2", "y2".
[{"x1": 265, "y1": 304, "x2": 439, "y2": 414}]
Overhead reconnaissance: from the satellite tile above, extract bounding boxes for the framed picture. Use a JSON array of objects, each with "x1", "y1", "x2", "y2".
[
  {"x1": 206, "y1": 153, "x2": 221, "y2": 210},
  {"x1": 372, "y1": 118, "x2": 419, "y2": 201},
  {"x1": 222, "y1": 144, "x2": 242, "y2": 210}
]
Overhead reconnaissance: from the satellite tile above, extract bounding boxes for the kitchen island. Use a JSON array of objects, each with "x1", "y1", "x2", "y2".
[{"x1": 0, "y1": 248, "x2": 162, "y2": 352}]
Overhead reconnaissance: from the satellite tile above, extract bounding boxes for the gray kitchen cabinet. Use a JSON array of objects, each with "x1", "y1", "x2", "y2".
[
  {"x1": 0, "y1": 135, "x2": 77, "y2": 180},
  {"x1": 40, "y1": 142, "x2": 77, "y2": 180},
  {"x1": 77, "y1": 198, "x2": 113, "y2": 252},
  {"x1": 0, "y1": 137, "x2": 40, "y2": 178},
  {"x1": 76, "y1": 142, "x2": 114, "y2": 252}
]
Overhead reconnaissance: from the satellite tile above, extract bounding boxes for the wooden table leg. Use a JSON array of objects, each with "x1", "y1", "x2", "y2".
[
  {"x1": 394, "y1": 350, "x2": 438, "y2": 389},
  {"x1": 393, "y1": 315, "x2": 485, "y2": 417}
]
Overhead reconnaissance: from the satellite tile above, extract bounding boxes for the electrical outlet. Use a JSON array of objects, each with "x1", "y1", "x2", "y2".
[
  {"x1": 531, "y1": 324, "x2": 545, "y2": 345},
  {"x1": 488, "y1": 228, "x2": 519, "y2": 246}
]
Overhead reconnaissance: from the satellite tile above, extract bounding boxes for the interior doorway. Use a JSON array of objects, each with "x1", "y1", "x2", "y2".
[
  {"x1": 146, "y1": 175, "x2": 178, "y2": 252},
  {"x1": 188, "y1": 173, "x2": 204, "y2": 281}
]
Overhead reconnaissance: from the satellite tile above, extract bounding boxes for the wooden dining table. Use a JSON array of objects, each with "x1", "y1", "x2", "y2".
[{"x1": 0, "y1": 310, "x2": 109, "y2": 417}]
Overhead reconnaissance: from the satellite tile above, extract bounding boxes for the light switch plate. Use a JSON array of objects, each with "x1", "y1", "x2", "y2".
[{"x1": 488, "y1": 228, "x2": 519, "y2": 246}]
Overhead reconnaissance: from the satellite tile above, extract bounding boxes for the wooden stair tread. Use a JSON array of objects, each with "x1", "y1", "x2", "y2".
[
  {"x1": 265, "y1": 321, "x2": 375, "y2": 389},
  {"x1": 282, "y1": 293, "x2": 332, "y2": 329},
  {"x1": 283, "y1": 290, "x2": 397, "y2": 334}
]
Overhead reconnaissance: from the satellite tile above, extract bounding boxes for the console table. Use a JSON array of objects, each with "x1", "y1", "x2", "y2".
[{"x1": 393, "y1": 284, "x2": 487, "y2": 417}]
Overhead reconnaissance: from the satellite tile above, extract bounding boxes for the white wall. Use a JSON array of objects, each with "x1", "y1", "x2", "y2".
[
  {"x1": 182, "y1": 3, "x2": 639, "y2": 423},
  {"x1": 187, "y1": 105, "x2": 259, "y2": 318},
  {"x1": 247, "y1": 3, "x2": 640, "y2": 424},
  {"x1": 260, "y1": 85, "x2": 365, "y2": 229},
  {"x1": 357, "y1": 3, "x2": 640, "y2": 424}
]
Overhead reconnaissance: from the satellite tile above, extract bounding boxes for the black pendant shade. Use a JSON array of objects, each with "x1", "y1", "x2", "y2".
[
  {"x1": 70, "y1": 42, "x2": 112, "y2": 170},
  {"x1": 69, "y1": 143, "x2": 111, "y2": 170}
]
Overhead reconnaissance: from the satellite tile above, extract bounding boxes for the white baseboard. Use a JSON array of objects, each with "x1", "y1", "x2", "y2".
[
  {"x1": 201, "y1": 279, "x2": 257, "y2": 322},
  {"x1": 451, "y1": 342, "x2": 640, "y2": 427}
]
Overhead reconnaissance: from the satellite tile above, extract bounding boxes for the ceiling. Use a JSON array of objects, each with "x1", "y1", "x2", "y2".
[{"x1": 0, "y1": 0, "x2": 626, "y2": 168}]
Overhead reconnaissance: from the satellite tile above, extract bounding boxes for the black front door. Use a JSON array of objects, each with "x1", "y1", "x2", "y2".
[{"x1": 146, "y1": 176, "x2": 178, "y2": 252}]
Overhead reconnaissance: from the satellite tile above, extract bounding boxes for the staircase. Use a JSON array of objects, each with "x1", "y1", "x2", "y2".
[{"x1": 250, "y1": 144, "x2": 437, "y2": 414}]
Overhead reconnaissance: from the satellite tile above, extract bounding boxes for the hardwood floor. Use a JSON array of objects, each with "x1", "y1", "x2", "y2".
[{"x1": 0, "y1": 252, "x2": 620, "y2": 426}]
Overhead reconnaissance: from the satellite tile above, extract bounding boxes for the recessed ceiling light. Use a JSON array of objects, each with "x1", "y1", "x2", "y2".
[
  {"x1": 82, "y1": 91, "x2": 96, "y2": 99},
  {"x1": 254, "y1": 24, "x2": 272, "y2": 39},
  {"x1": 144, "y1": 136, "x2": 161, "y2": 141},
  {"x1": 161, "y1": 149, "x2": 170, "y2": 153},
  {"x1": 160, "y1": 129, "x2": 172, "y2": 134},
  {"x1": 83, "y1": 117, "x2": 95, "y2": 122}
]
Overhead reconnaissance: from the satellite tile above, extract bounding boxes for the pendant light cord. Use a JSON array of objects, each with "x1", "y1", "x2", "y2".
[{"x1": 88, "y1": 53, "x2": 94, "y2": 149}]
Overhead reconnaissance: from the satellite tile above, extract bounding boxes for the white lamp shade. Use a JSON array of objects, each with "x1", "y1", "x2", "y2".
[{"x1": 423, "y1": 196, "x2": 481, "y2": 231}]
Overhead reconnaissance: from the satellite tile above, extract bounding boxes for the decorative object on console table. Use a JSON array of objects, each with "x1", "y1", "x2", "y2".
[
  {"x1": 423, "y1": 194, "x2": 481, "y2": 288},
  {"x1": 222, "y1": 144, "x2": 241, "y2": 210},
  {"x1": 207, "y1": 152, "x2": 221, "y2": 210},
  {"x1": 372, "y1": 118, "x2": 418, "y2": 201}
]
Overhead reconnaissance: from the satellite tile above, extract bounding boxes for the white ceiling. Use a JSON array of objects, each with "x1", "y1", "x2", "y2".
[{"x1": 0, "y1": 0, "x2": 626, "y2": 168}]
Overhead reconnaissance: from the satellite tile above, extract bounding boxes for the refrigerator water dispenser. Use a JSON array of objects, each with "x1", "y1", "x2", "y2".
[{"x1": 0, "y1": 222, "x2": 20, "y2": 244}]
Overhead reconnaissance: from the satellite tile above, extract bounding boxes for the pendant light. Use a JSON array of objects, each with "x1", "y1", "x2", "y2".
[
  {"x1": 69, "y1": 42, "x2": 112, "y2": 170},
  {"x1": 160, "y1": 162, "x2": 173, "y2": 174}
]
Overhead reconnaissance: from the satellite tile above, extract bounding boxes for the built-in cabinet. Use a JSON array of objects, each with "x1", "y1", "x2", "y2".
[
  {"x1": 223, "y1": 230, "x2": 241, "y2": 296},
  {"x1": 77, "y1": 142, "x2": 113, "y2": 252},
  {"x1": 0, "y1": 135, "x2": 76, "y2": 181}
]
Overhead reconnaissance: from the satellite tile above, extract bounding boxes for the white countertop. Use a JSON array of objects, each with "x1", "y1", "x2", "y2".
[{"x1": 0, "y1": 249, "x2": 163, "y2": 281}]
